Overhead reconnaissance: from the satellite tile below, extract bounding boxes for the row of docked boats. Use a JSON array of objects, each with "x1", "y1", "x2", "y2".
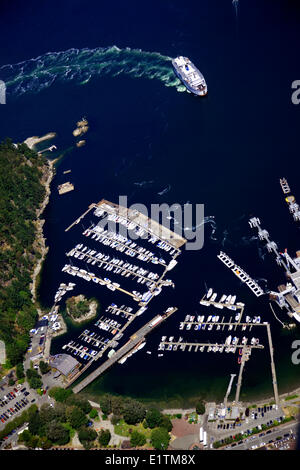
[
  {"x1": 200, "y1": 289, "x2": 245, "y2": 311},
  {"x1": 62, "y1": 340, "x2": 98, "y2": 360},
  {"x1": 67, "y1": 244, "x2": 160, "y2": 286},
  {"x1": 106, "y1": 303, "x2": 133, "y2": 316},
  {"x1": 54, "y1": 282, "x2": 76, "y2": 303},
  {"x1": 94, "y1": 316, "x2": 121, "y2": 335},
  {"x1": 118, "y1": 340, "x2": 146, "y2": 364},
  {"x1": 83, "y1": 225, "x2": 171, "y2": 264},
  {"x1": 93, "y1": 206, "x2": 178, "y2": 255}
]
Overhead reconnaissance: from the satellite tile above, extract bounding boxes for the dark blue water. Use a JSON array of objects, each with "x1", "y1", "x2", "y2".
[{"x1": 1, "y1": 0, "x2": 300, "y2": 406}]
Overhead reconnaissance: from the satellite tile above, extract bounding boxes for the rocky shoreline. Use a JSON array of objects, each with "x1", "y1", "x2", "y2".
[{"x1": 29, "y1": 157, "x2": 56, "y2": 307}]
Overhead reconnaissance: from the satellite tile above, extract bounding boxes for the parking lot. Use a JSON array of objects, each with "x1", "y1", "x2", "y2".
[
  {"x1": 209, "y1": 404, "x2": 283, "y2": 441},
  {"x1": 227, "y1": 421, "x2": 299, "y2": 450},
  {"x1": 0, "y1": 383, "x2": 36, "y2": 430}
]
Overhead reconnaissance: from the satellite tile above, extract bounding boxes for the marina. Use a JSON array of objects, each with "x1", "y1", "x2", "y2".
[
  {"x1": 157, "y1": 293, "x2": 280, "y2": 407},
  {"x1": 71, "y1": 307, "x2": 177, "y2": 393},
  {"x1": 50, "y1": 199, "x2": 186, "y2": 390},
  {"x1": 247, "y1": 183, "x2": 300, "y2": 323},
  {"x1": 280, "y1": 177, "x2": 300, "y2": 222}
]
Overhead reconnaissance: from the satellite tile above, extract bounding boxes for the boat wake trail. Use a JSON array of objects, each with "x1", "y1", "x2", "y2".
[
  {"x1": 232, "y1": 0, "x2": 239, "y2": 19},
  {"x1": 157, "y1": 184, "x2": 171, "y2": 196},
  {"x1": 134, "y1": 180, "x2": 154, "y2": 188},
  {"x1": 184, "y1": 215, "x2": 217, "y2": 241},
  {"x1": 0, "y1": 46, "x2": 186, "y2": 98}
]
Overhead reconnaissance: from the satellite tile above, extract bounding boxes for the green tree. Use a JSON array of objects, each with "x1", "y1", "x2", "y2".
[
  {"x1": 39, "y1": 403, "x2": 56, "y2": 426},
  {"x1": 47, "y1": 421, "x2": 70, "y2": 445},
  {"x1": 160, "y1": 415, "x2": 173, "y2": 432},
  {"x1": 150, "y1": 427, "x2": 170, "y2": 450},
  {"x1": 53, "y1": 402, "x2": 67, "y2": 422},
  {"x1": 99, "y1": 394, "x2": 112, "y2": 415},
  {"x1": 38, "y1": 436, "x2": 52, "y2": 449},
  {"x1": 39, "y1": 360, "x2": 51, "y2": 375},
  {"x1": 98, "y1": 429, "x2": 111, "y2": 447},
  {"x1": 122, "y1": 399, "x2": 146, "y2": 425},
  {"x1": 78, "y1": 426, "x2": 97, "y2": 449},
  {"x1": 195, "y1": 400, "x2": 205, "y2": 415},
  {"x1": 111, "y1": 395, "x2": 125, "y2": 416},
  {"x1": 28, "y1": 411, "x2": 42, "y2": 436},
  {"x1": 130, "y1": 430, "x2": 147, "y2": 447},
  {"x1": 144, "y1": 407, "x2": 163, "y2": 429},
  {"x1": 28, "y1": 375, "x2": 43, "y2": 389},
  {"x1": 65, "y1": 394, "x2": 92, "y2": 414},
  {"x1": 48, "y1": 387, "x2": 73, "y2": 403},
  {"x1": 16, "y1": 362, "x2": 25, "y2": 379},
  {"x1": 89, "y1": 408, "x2": 99, "y2": 419},
  {"x1": 111, "y1": 414, "x2": 122, "y2": 425},
  {"x1": 66, "y1": 406, "x2": 88, "y2": 430}
]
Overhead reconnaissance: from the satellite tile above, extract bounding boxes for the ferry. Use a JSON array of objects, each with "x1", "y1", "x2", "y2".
[{"x1": 172, "y1": 56, "x2": 207, "y2": 96}]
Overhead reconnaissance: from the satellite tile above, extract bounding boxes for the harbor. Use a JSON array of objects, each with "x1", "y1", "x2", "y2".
[
  {"x1": 216, "y1": 180, "x2": 300, "y2": 326},
  {"x1": 157, "y1": 289, "x2": 280, "y2": 408},
  {"x1": 48, "y1": 199, "x2": 186, "y2": 390},
  {"x1": 70, "y1": 307, "x2": 177, "y2": 393}
]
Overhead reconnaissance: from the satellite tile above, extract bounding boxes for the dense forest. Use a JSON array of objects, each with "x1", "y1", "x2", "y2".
[{"x1": 0, "y1": 138, "x2": 49, "y2": 366}]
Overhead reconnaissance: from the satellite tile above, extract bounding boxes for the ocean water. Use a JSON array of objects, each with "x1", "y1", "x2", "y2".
[{"x1": 0, "y1": 0, "x2": 300, "y2": 406}]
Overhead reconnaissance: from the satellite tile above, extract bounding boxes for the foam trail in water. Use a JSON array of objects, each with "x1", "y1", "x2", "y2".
[
  {"x1": 134, "y1": 180, "x2": 154, "y2": 187},
  {"x1": 157, "y1": 184, "x2": 171, "y2": 196},
  {"x1": 0, "y1": 45, "x2": 185, "y2": 97},
  {"x1": 232, "y1": 0, "x2": 239, "y2": 19}
]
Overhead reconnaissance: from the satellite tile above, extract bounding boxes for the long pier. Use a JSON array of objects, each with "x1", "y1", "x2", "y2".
[
  {"x1": 70, "y1": 308, "x2": 177, "y2": 393},
  {"x1": 65, "y1": 203, "x2": 96, "y2": 232},
  {"x1": 266, "y1": 323, "x2": 280, "y2": 406},
  {"x1": 234, "y1": 346, "x2": 252, "y2": 403}
]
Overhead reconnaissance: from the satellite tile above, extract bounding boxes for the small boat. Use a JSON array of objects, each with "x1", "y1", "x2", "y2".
[{"x1": 206, "y1": 288, "x2": 213, "y2": 299}]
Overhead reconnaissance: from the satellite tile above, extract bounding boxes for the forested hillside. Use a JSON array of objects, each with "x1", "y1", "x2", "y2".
[{"x1": 0, "y1": 138, "x2": 48, "y2": 366}]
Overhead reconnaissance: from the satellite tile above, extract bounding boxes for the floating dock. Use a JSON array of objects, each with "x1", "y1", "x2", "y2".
[
  {"x1": 58, "y1": 182, "x2": 74, "y2": 195},
  {"x1": 217, "y1": 251, "x2": 265, "y2": 297}
]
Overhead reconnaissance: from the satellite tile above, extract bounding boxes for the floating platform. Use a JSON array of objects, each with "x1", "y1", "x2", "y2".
[{"x1": 58, "y1": 182, "x2": 74, "y2": 195}]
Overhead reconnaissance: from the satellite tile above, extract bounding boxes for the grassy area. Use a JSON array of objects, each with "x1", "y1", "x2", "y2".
[
  {"x1": 114, "y1": 420, "x2": 152, "y2": 439},
  {"x1": 282, "y1": 405, "x2": 299, "y2": 418},
  {"x1": 284, "y1": 394, "x2": 299, "y2": 401}
]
